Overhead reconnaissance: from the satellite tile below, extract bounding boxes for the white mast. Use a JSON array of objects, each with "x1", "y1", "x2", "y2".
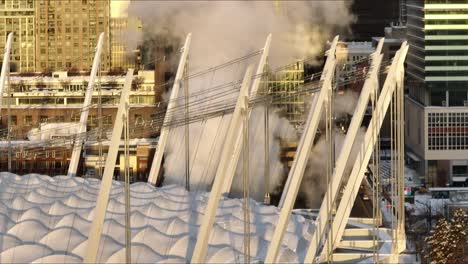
[
  {"x1": 67, "y1": 32, "x2": 105, "y2": 177},
  {"x1": 148, "y1": 33, "x2": 192, "y2": 185},
  {"x1": 221, "y1": 34, "x2": 272, "y2": 195},
  {"x1": 312, "y1": 43, "x2": 409, "y2": 263},
  {"x1": 191, "y1": 66, "x2": 254, "y2": 263},
  {"x1": 84, "y1": 69, "x2": 134, "y2": 263},
  {"x1": 304, "y1": 38, "x2": 385, "y2": 261},
  {"x1": 0, "y1": 33, "x2": 13, "y2": 117},
  {"x1": 264, "y1": 36, "x2": 339, "y2": 263}
]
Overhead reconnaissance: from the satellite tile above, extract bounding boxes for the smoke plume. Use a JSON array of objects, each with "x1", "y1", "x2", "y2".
[
  {"x1": 126, "y1": 1, "x2": 355, "y2": 201},
  {"x1": 301, "y1": 127, "x2": 366, "y2": 209},
  {"x1": 127, "y1": 1, "x2": 354, "y2": 68}
]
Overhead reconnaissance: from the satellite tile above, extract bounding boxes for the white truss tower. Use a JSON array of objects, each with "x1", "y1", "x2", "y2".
[
  {"x1": 264, "y1": 35, "x2": 339, "y2": 263},
  {"x1": 304, "y1": 38, "x2": 385, "y2": 262},
  {"x1": 0, "y1": 32, "x2": 13, "y2": 114},
  {"x1": 84, "y1": 69, "x2": 134, "y2": 263},
  {"x1": 67, "y1": 32, "x2": 105, "y2": 177},
  {"x1": 308, "y1": 42, "x2": 409, "y2": 263},
  {"x1": 191, "y1": 66, "x2": 254, "y2": 263},
  {"x1": 148, "y1": 33, "x2": 192, "y2": 185}
]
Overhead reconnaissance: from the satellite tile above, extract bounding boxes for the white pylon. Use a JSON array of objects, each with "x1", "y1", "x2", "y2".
[
  {"x1": 304, "y1": 38, "x2": 385, "y2": 262},
  {"x1": 84, "y1": 69, "x2": 134, "y2": 263},
  {"x1": 264, "y1": 36, "x2": 339, "y2": 263},
  {"x1": 222, "y1": 34, "x2": 272, "y2": 195},
  {"x1": 67, "y1": 32, "x2": 105, "y2": 177},
  {"x1": 191, "y1": 66, "x2": 254, "y2": 263},
  {"x1": 0, "y1": 32, "x2": 13, "y2": 114},
  {"x1": 148, "y1": 33, "x2": 192, "y2": 185},
  {"x1": 315, "y1": 42, "x2": 409, "y2": 263}
]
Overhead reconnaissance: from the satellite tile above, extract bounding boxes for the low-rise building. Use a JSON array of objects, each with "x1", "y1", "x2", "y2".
[{"x1": 0, "y1": 70, "x2": 161, "y2": 179}]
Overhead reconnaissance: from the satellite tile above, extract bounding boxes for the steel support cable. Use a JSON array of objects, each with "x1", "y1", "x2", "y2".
[
  {"x1": 371, "y1": 85, "x2": 379, "y2": 263},
  {"x1": 324, "y1": 78, "x2": 334, "y2": 263},
  {"x1": 0, "y1": 58, "x2": 385, "y2": 140},
  {"x1": 135, "y1": 51, "x2": 263, "y2": 262},
  {"x1": 313, "y1": 58, "x2": 395, "y2": 260},
  {"x1": 0, "y1": 54, "x2": 376, "y2": 136},
  {"x1": 0, "y1": 75, "x2": 378, "y2": 160},
  {"x1": 0, "y1": 75, "x2": 366, "y2": 160},
  {"x1": 97, "y1": 60, "x2": 104, "y2": 179},
  {"x1": 390, "y1": 89, "x2": 396, "y2": 255},
  {"x1": 1, "y1": 61, "x2": 395, "y2": 165},
  {"x1": 187, "y1": 67, "x2": 218, "y2": 182},
  {"x1": 242, "y1": 98, "x2": 250, "y2": 263}
]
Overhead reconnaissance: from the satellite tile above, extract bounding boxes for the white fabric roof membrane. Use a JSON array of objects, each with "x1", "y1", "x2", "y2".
[{"x1": 0, "y1": 172, "x2": 315, "y2": 263}]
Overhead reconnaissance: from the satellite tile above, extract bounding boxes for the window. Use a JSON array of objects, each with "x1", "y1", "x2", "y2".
[
  {"x1": 24, "y1": 115, "x2": 32, "y2": 126},
  {"x1": 428, "y1": 112, "x2": 468, "y2": 151},
  {"x1": 71, "y1": 114, "x2": 80, "y2": 122},
  {"x1": 11, "y1": 115, "x2": 17, "y2": 126},
  {"x1": 40, "y1": 115, "x2": 48, "y2": 123},
  {"x1": 134, "y1": 114, "x2": 143, "y2": 125},
  {"x1": 103, "y1": 115, "x2": 112, "y2": 126},
  {"x1": 453, "y1": 165, "x2": 468, "y2": 176}
]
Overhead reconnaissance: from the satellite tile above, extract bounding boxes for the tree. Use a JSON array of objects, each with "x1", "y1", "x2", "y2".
[{"x1": 424, "y1": 209, "x2": 468, "y2": 263}]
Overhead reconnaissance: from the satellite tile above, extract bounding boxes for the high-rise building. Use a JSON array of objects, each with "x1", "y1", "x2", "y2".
[
  {"x1": 0, "y1": 0, "x2": 35, "y2": 72},
  {"x1": 110, "y1": 16, "x2": 142, "y2": 71},
  {"x1": 406, "y1": 0, "x2": 468, "y2": 187},
  {"x1": 34, "y1": 0, "x2": 110, "y2": 72}
]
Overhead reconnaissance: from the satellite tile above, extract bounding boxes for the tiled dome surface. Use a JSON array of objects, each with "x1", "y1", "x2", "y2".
[{"x1": 0, "y1": 172, "x2": 313, "y2": 263}]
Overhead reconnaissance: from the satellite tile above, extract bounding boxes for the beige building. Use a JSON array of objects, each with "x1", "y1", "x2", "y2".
[
  {"x1": 35, "y1": 0, "x2": 110, "y2": 72},
  {"x1": 0, "y1": 0, "x2": 35, "y2": 72},
  {"x1": 110, "y1": 16, "x2": 142, "y2": 71}
]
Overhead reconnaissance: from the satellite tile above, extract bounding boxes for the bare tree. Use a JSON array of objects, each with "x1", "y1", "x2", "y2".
[{"x1": 424, "y1": 209, "x2": 468, "y2": 263}]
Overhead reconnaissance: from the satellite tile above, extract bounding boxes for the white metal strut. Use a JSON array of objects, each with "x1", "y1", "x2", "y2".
[
  {"x1": 67, "y1": 32, "x2": 105, "y2": 177},
  {"x1": 221, "y1": 34, "x2": 272, "y2": 195},
  {"x1": 315, "y1": 43, "x2": 409, "y2": 263},
  {"x1": 190, "y1": 66, "x2": 254, "y2": 263},
  {"x1": 0, "y1": 32, "x2": 13, "y2": 115},
  {"x1": 84, "y1": 69, "x2": 134, "y2": 263},
  {"x1": 304, "y1": 38, "x2": 385, "y2": 262},
  {"x1": 148, "y1": 33, "x2": 192, "y2": 185},
  {"x1": 264, "y1": 36, "x2": 339, "y2": 263}
]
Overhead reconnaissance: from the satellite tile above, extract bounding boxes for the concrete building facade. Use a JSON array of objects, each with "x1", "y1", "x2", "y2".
[
  {"x1": 110, "y1": 16, "x2": 142, "y2": 71},
  {"x1": 0, "y1": 0, "x2": 35, "y2": 72},
  {"x1": 34, "y1": 0, "x2": 110, "y2": 72},
  {"x1": 406, "y1": 0, "x2": 468, "y2": 186}
]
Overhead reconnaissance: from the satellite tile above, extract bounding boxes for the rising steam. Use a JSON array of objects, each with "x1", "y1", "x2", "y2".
[{"x1": 126, "y1": 1, "x2": 355, "y2": 202}]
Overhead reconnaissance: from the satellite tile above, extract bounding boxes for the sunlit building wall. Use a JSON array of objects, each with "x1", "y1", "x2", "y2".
[
  {"x1": 34, "y1": 0, "x2": 110, "y2": 72},
  {"x1": 406, "y1": 0, "x2": 468, "y2": 187},
  {"x1": 0, "y1": 0, "x2": 35, "y2": 72}
]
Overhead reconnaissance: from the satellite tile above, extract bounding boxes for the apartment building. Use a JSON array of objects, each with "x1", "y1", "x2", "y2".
[
  {"x1": 110, "y1": 16, "x2": 142, "y2": 71},
  {"x1": 34, "y1": 0, "x2": 110, "y2": 72},
  {"x1": 0, "y1": 0, "x2": 35, "y2": 72},
  {"x1": 406, "y1": 0, "x2": 468, "y2": 186}
]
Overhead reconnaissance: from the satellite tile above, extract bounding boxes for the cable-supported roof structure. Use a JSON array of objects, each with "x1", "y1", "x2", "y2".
[{"x1": 0, "y1": 32, "x2": 409, "y2": 263}]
